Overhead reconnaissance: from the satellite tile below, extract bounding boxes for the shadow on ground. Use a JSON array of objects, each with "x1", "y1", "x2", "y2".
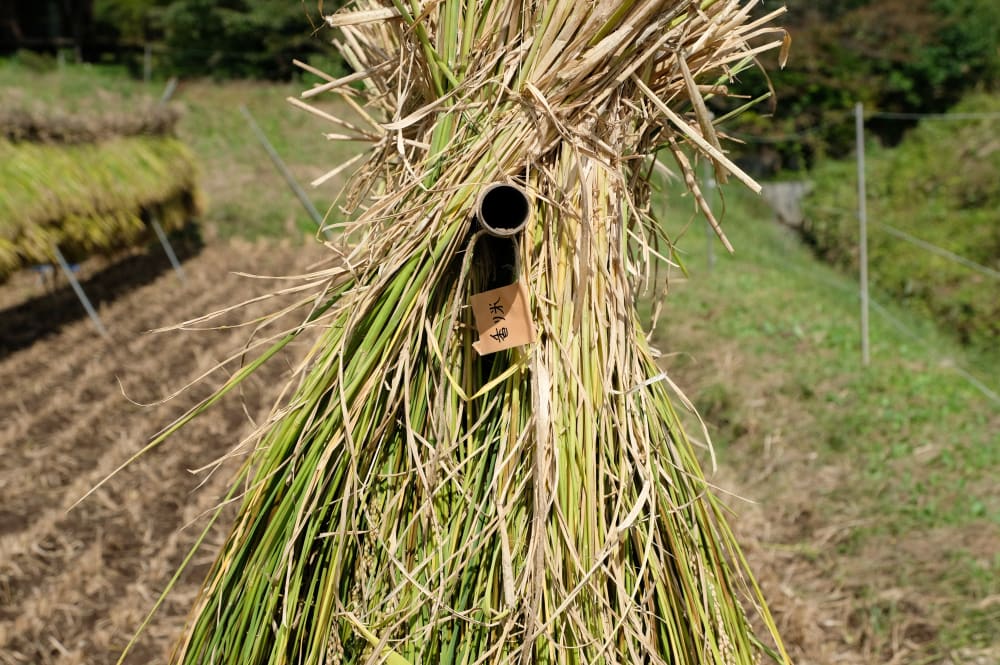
[{"x1": 0, "y1": 237, "x2": 202, "y2": 360}]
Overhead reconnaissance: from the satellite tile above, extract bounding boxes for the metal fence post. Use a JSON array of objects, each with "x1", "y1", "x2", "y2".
[
  {"x1": 143, "y1": 43, "x2": 152, "y2": 84},
  {"x1": 151, "y1": 76, "x2": 191, "y2": 281},
  {"x1": 160, "y1": 77, "x2": 179, "y2": 105},
  {"x1": 51, "y1": 245, "x2": 109, "y2": 338},
  {"x1": 701, "y1": 158, "x2": 716, "y2": 272},
  {"x1": 239, "y1": 105, "x2": 333, "y2": 240},
  {"x1": 855, "y1": 102, "x2": 871, "y2": 366},
  {"x1": 150, "y1": 214, "x2": 186, "y2": 282}
]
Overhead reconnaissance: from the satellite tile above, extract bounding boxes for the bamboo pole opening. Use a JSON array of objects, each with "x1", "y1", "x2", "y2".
[{"x1": 475, "y1": 183, "x2": 531, "y2": 237}]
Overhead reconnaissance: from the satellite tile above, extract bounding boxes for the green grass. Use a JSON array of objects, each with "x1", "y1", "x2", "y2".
[
  {"x1": 0, "y1": 57, "x2": 355, "y2": 240},
  {"x1": 171, "y1": 78, "x2": 357, "y2": 239},
  {"x1": 654, "y1": 181, "x2": 1000, "y2": 660}
]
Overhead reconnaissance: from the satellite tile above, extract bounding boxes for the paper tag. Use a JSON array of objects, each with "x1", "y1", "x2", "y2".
[{"x1": 469, "y1": 281, "x2": 536, "y2": 355}]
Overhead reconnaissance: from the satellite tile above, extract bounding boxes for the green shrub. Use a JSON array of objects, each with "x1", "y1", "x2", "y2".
[{"x1": 724, "y1": 0, "x2": 1000, "y2": 168}]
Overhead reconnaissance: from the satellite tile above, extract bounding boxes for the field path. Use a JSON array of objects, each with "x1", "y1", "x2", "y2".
[{"x1": 0, "y1": 240, "x2": 327, "y2": 665}]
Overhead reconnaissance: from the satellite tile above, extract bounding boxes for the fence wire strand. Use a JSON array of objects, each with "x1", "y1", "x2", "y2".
[{"x1": 875, "y1": 223, "x2": 1000, "y2": 282}]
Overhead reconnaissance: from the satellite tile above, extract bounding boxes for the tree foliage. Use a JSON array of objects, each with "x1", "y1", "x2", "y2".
[
  {"x1": 89, "y1": 0, "x2": 337, "y2": 79},
  {"x1": 731, "y1": 0, "x2": 1000, "y2": 170},
  {"x1": 162, "y1": 0, "x2": 331, "y2": 79},
  {"x1": 92, "y1": 0, "x2": 171, "y2": 45},
  {"x1": 21, "y1": 0, "x2": 1000, "y2": 95}
]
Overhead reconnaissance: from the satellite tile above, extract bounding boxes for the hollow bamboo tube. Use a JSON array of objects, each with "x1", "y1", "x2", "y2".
[{"x1": 475, "y1": 183, "x2": 531, "y2": 237}]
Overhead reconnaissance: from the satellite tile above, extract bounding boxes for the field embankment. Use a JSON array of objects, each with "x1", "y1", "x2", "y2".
[{"x1": 657, "y1": 187, "x2": 1000, "y2": 664}]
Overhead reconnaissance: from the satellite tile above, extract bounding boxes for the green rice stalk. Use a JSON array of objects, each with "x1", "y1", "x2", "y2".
[{"x1": 127, "y1": 1, "x2": 792, "y2": 664}]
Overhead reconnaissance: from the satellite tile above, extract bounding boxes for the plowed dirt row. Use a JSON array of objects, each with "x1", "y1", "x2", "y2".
[{"x1": 0, "y1": 240, "x2": 327, "y2": 665}]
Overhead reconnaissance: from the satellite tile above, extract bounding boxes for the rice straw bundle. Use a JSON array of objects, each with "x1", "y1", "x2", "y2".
[
  {"x1": 0, "y1": 102, "x2": 181, "y2": 144},
  {"x1": 0, "y1": 136, "x2": 200, "y2": 281},
  {"x1": 134, "y1": 1, "x2": 792, "y2": 664}
]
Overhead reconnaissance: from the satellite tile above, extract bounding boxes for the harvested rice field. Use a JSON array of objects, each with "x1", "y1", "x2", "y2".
[
  {"x1": 0, "y1": 241, "x2": 325, "y2": 665},
  {"x1": 2, "y1": 231, "x2": 999, "y2": 665},
  {"x1": 2, "y1": 62, "x2": 997, "y2": 665}
]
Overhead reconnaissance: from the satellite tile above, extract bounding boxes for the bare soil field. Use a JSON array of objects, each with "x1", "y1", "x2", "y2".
[{"x1": 0, "y1": 240, "x2": 325, "y2": 665}]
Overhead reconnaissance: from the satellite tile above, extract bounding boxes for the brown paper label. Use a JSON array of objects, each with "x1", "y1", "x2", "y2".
[{"x1": 470, "y1": 281, "x2": 536, "y2": 355}]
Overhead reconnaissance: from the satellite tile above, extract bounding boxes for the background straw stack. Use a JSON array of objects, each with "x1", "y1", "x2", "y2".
[
  {"x1": 133, "y1": 2, "x2": 792, "y2": 664},
  {"x1": 0, "y1": 110, "x2": 199, "y2": 282}
]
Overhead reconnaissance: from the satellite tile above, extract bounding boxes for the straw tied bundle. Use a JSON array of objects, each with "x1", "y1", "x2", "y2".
[
  {"x1": 140, "y1": 1, "x2": 792, "y2": 664},
  {"x1": 0, "y1": 120, "x2": 198, "y2": 281}
]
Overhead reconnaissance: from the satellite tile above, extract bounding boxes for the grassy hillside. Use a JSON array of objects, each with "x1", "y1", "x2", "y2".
[
  {"x1": 655, "y1": 184, "x2": 1000, "y2": 663},
  {"x1": 800, "y1": 94, "x2": 1000, "y2": 350}
]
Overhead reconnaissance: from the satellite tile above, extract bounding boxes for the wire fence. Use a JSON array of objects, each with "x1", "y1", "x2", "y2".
[
  {"x1": 744, "y1": 104, "x2": 1000, "y2": 406},
  {"x1": 876, "y1": 223, "x2": 1000, "y2": 282},
  {"x1": 867, "y1": 111, "x2": 1000, "y2": 121}
]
